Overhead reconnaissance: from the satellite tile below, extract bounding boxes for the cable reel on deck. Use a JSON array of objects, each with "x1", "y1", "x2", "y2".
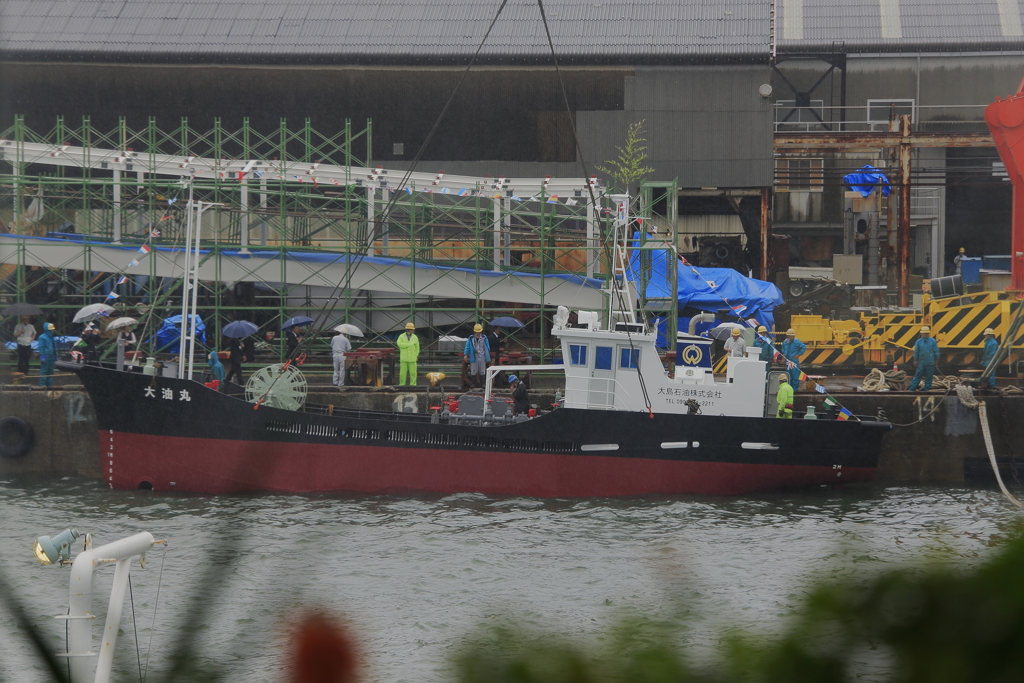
[{"x1": 245, "y1": 364, "x2": 308, "y2": 411}]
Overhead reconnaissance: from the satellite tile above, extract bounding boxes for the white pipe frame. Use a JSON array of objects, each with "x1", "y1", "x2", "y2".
[{"x1": 64, "y1": 532, "x2": 156, "y2": 683}]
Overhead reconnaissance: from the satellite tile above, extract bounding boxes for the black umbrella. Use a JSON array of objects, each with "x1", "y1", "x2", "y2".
[{"x1": 2, "y1": 302, "x2": 43, "y2": 317}]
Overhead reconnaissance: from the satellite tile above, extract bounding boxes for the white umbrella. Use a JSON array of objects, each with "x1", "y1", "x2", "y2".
[
  {"x1": 73, "y1": 303, "x2": 115, "y2": 323},
  {"x1": 106, "y1": 316, "x2": 138, "y2": 331},
  {"x1": 707, "y1": 322, "x2": 748, "y2": 341},
  {"x1": 333, "y1": 323, "x2": 364, "y2": 337}
]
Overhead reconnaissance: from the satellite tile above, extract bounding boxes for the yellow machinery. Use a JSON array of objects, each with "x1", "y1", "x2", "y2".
[{"x1": 791, "y1": 289, "x2": 1024, "y2": 371}]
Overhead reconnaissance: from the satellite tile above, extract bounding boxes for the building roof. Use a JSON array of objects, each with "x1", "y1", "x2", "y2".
[
  {"x1": 778, "y1": 0, "x2": 1024, "y2": 53},
  {"x1": 0, "y1": 0, "x2": 1020, "y2": 66},
  {"x1": 0, "y1": 0, "x2": 770, "y2": 65}
]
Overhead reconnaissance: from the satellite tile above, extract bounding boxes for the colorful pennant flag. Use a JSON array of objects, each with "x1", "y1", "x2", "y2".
[
  {"x1": 106, "y1": 291, "x2": 119, "y2": 300},
  {"x1": 823, "y1": 396, "x2": 838, "y2": 408},
  {"x1": 159, "y1": 214, "x2": 173, "y2": 221},
  {"x1": 440, "y1": 187, "x2": 450, "y2": 194},
  {"x1": 511, "y1": 195, "x2": 522, "y2": 201},
  {"x1": 117, "y1": 276, "x2": 128, "y2": 285},
  {"x1": 837, "y1": 407, "x2": 853, "y2": 421},
  {"x1": 138, "y1": 245, "x2": 151, "y2": 255},
  {"x1": 814, "y1": 383, "x2": 826, "y2": 394},
  {"x1": 150, "y1": 229, "x2": 161, "y2": 237},
  {"x1": 799, "y1": 371, "x2": 808, "y2": 381},
  {"x1": 167, "y1": 197, "x2": 178, "y2": 206},
  {"x1": 128, "y1": 259, "x2": 139, "y2": 268},
  {"x1": 565, "y1": 198, "x2": 578, "y2": 206},
  {"x1": 457, "y1": 188, "x2": 468, "y2": 197},
  {"x1": 546, "y1": 195, "x2": 559, "y2": 204}
]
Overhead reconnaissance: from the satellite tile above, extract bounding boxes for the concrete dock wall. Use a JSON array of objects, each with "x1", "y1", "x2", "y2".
[{"x1": 3, "y1": 385, "x2": 1022, "y2": 485}]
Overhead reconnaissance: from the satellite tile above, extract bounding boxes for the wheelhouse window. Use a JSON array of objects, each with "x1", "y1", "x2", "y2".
[
  {"x1": 569, "y1": 344, "x2": 588, "y2": 366},
  {"x1": 620, "y1": 348, "x2": 639, "y2": 369},
  {"x1": 595, "y1": 346, "x2": 613, "y2": 370}
]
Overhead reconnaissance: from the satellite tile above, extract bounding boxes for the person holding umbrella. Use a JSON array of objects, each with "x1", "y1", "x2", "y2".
[
  {"x1": 397, "y1": 322, "x2": 420, "y2": 386},
  {"x1": 225, "y1": 337, "x2": 246, "y2": 385},
  {"x1": 37, "y1": 323, "x2": 56, "y2": 387},
  {"x1": 13, "y1": 315, "x2": 36, "y2": 376},
  {"x1": 286, "y1": 325, "x2": 303, "y2": 360},
  {"x1": 331, "y1": 329, "x2": 352, "y2": 387},
  {"x1": 222, "y1": 320, "x2": 258, "y2": 385}
]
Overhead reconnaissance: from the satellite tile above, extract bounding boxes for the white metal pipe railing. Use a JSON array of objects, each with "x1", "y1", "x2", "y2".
[{"x1": 66, "y1": 532, "x2": 156, "y2": 683}]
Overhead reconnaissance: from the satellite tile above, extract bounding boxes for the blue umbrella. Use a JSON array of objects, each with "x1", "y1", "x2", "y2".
[
  {"x1": 282, "y1": 316, "x2": 315, "y2": 330},
  {"x1": 489, "y1": 317, "x2": 525, "y2": 328},
  {"x1": 223, "y1": 320, "x2": 259, "y2": 338}
]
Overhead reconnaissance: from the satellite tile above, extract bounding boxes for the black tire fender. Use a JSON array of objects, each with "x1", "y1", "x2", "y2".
[{"x1": 0, "y1": 416, "x2": 34, "y2": 459}]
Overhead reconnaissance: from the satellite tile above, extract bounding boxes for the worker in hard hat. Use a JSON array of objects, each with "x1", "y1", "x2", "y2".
[
  {"x1": 909, "y1": 326, "x2": 940, "y2": 391},
  {"x1": 463, "y1": 323, "x2": 491, "y2": 388},
  {"x1": 780, "y1": 328, "x2": 807, "y2": 390},
  {"x1": 397, "y1": 322, "x2": 420, "y2": 386},
  {"x1": 753, "y1": 325, "x2": 773, "y2": 373},
  {"x1": 954, "y1": 247, "x2": 966, "y2": 276},
  {"x1": 776, "y1": 375, "x2": 794, "y2": 418},
  {"x1": 981, "y1": 327, "x2": 999, "y2": 389},
  {"x1": 723, "y1": 327, "x2": 746, "y2": 357}
]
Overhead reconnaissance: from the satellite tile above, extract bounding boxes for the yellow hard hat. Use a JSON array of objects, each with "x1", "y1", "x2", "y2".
[
  {"x1": 786, "y1": 328, "x2": 796, "y2": 335},
  {"x1": 920, "y1": 326, "x2": 930, "y2": 333},
  {"x1": 756, "y1": 326, "x2": 767, "y2": 333},
  {"x1": 984, "y1": 328, "x2": 995, "y2": 335},
  {"x1": 778, "y1": 375, "x2": 789, "y2": 382},
  {"x1": 731, "y1": 328, "x2": 741, "y2": 336},
  {"x1": 405, "y1": 322, "x2": 415, "y2": 330},
  {"x1": 959, "y1": 247, "x2": 965, "y2": 253},
  {"x1": 474, "y1": 323, "x2": 483, "y2": 332}
]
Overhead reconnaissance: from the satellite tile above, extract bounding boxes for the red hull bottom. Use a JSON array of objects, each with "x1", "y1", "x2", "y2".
[{"x1": 101, "y1": 431, "x2": 875, "y2": 497}]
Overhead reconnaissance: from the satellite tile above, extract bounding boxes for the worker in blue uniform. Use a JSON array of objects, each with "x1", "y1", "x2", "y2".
[
  {"x1": 780, "y1": 328, "x2": 807, "y2": 389},
  {"x1": 981, "y1": 327, "x2": 999, "y2": 389},
  {"x1": 753, "y1": 325, "x2": 773, "y2": 374},
  {"x1": 37, "y1": 322, "x2": 56, "y2": 388},
  {"x1": 909, "y1": 326, "x2": 940, "y2": 391}
]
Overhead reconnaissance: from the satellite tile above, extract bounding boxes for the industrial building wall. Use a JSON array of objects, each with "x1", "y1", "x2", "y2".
[{"x1": 576, "y1": 66, "x2": 773, "y2": 189}]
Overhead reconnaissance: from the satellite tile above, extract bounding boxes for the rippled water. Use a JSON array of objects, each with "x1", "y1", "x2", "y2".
[{"x1": 0, "y1": 478, "x2": 1019, "y2": 682}]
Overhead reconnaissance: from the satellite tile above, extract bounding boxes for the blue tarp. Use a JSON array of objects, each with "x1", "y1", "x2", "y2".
[
  {"x1": 4, "y1": 336, "x2": 80, "y2": 352},
  {"x1": 843, "y1": 165, "x2": 892, "y2": 197},
  {"x1": 153, "y1": 314, "x2": 205, "y2": 353},
  {"x1": 627, "y1": 234, "x2": 784, "y2": 332}
]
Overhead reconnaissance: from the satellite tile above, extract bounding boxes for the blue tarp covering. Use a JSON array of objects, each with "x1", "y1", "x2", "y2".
[
  {"x1": 153, "y1": 314, "x2": 205, "y2": 353},
  {"x1": 4, "y1": 336, "x2": 80, "y2": 352},
  {"x1": 627, "y1": 234, "x2": 784, "y2": 332},
  {"x1": 843, "y1": 165, "x2": 892, "y2": 197}
]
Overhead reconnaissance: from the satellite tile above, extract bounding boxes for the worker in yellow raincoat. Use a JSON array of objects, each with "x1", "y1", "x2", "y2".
[
  {"x1": 397, "y1": 322, "x2": 420, "y2": 386},
  {"x1": 776, "y1": 375, "x2": 794, "y2": 418}
]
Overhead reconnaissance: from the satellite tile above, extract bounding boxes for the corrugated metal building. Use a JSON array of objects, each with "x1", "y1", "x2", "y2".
[{"x1": 1, "y1": 0, "x2": 1022, "y2": 274}]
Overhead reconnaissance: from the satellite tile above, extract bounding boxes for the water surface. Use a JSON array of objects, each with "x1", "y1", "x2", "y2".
[{"x1": 0, "y1": 479, "x2": 1017, "y2": 682}]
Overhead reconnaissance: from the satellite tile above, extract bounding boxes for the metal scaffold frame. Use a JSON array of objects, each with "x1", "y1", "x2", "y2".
[{"x1": 1, "y1": 117, "x2": 668, "y2": 379}]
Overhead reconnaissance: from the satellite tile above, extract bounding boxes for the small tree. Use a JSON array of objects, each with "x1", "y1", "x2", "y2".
[{"x1": 594, "y1": 120, "x2": 655, "y2": 194}]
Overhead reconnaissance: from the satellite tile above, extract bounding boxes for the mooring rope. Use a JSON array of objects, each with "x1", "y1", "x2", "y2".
[{"x1": 978, "y1": 401, "x2": 1024, "y2": 508}]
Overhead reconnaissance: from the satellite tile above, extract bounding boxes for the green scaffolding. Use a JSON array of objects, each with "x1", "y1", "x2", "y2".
[{"x1": 2, "y1": 117, "x2": 678, "y2": 382}]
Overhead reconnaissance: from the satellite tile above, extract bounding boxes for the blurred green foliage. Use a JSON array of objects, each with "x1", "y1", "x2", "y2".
[{"x1": 453, "y1": 533, "x2": 1024, "y2": 683}]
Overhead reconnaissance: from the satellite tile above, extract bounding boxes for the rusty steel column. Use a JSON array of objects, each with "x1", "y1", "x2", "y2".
[
  {"x1": 898, "y1": 114, "x2": 912, "y2": 307},
  {"x1": 760, "y1": 187, "x2": 771, "y2": 280}
]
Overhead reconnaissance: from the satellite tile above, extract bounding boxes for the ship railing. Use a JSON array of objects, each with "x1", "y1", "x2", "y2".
[{"x1": 483, "y1": 363, "x2": 565, "y2": 406}]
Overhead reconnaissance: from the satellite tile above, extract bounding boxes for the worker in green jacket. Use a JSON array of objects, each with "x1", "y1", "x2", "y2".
[
  {"x1": 397, "y1": 322, "x2": 420, "y2": 386},
  {"x1": 981, "y1": 327, "x2": 999, "y2": 389},
  {"x1": 776, "y1": 375, "x2": 794, "y2": 418}
]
